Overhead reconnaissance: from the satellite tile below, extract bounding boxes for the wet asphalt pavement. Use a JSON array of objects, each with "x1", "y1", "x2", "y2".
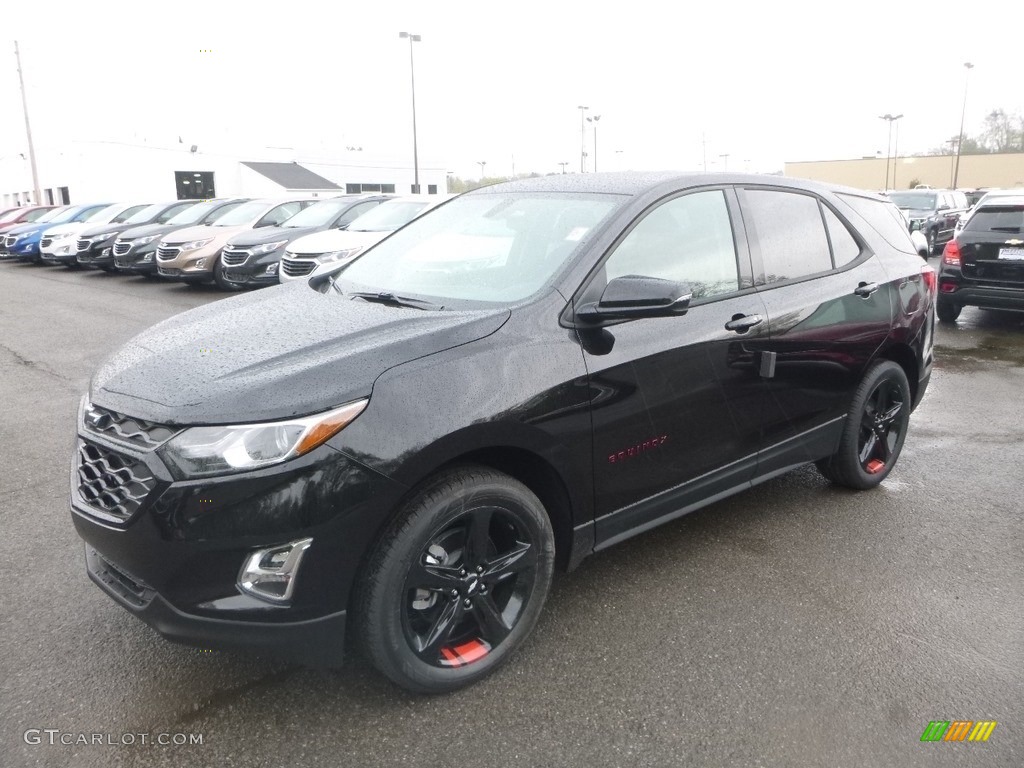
[{"x1": 1, "y1": 260, "x2": 1021, "y2": 768}]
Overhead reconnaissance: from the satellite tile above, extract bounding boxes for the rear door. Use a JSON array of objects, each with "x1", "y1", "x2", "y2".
[{"x1": 736, "y1": 187, "x2": 893, "y2": 476}]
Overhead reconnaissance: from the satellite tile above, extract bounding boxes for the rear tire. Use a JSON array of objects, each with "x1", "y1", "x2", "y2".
[
  {"x1": 354, "y1": 466, "x2": 555, "y2": 694},
  {"x1": 936, "y1": 299, "x2": 961, "y2": 323},
  {"x1": 816, "y1": 360, "x2": 911, "y2": 490}
]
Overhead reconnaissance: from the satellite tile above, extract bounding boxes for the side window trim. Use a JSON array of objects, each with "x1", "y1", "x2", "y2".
[{"x1": 572, "y1": 185, "x2": 757, "y2": 311}]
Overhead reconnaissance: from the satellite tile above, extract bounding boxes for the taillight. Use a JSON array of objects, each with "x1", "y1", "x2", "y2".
[
  {"x1": 921, "y1": 264, "x2": 937, "y2": 295},
  {"x1": 942, "y1": 240, "x2": 961, "y2": 266}
]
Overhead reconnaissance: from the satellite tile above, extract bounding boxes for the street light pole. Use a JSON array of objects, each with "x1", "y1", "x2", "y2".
[
  {"x1": 558, "y1": 161, "x2": 569, "y2": 174},
  {"x1": 477, "y1": 161, "x2": 487, "y2": 180},
  {"x1": 953, "y1": 62, "x2": 974, "y2": 190},
  {"x1": 587, "y1": 115, "x2": 601, "y2": 172},
  {"x1": 577, "y1": 106, "x2": 589, "y2": 172},
  {"x1": 878, "y1": 114, "x2": 902, "y2": 190},
  {"x1": 893, "y1": 119, "x2": 901, "y2": 190},
  {"x1": 719, "y1": 153, "x2": 730, "y2": 172},
  {"x1": 399, "y1": 32, "x2": 421, "y2": 193},
  {"x1": 14, "y1": 41, "x2": 41, "y2": 205}
]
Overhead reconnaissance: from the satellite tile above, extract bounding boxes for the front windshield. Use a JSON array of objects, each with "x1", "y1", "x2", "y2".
[
  {"x1": 347, "y1": 201, "x2": 431, "y2": 232},
  {"x1": 167, "y1": 200, "x2": 223, "y2": 226},
  {"x1": 888, "y1": 192, "x2": 936, "y2": 210},
  {"x1": 0, "y1": 208, "x2": 29, "y2": 224},
  {"x1": 337, "y1": 193, "x2": 623, "y2": 304},
  {"x1": 123, "y1": 203, "x2": 167, "y2": 225},
  {"x1": 282, "y1": 200, "x2": 354, "y2": 228},
  {"x1": 210, "y1": 201, "x2": 267, "y2": 226},
  {"x1": 85, "y1": 204, "x2": 124, "y2": 223},
  {"x1": 32, "y1": 207, "x2": 67, "y2": 224}
]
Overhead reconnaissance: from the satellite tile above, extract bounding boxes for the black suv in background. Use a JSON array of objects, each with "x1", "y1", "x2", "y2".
[
  {"x1": 219, "y1": 195, "x2": 389, "y2": 289},
  {"x1": 71, "y1": 173, "x2": 935, "y2": 694},
  {"x1": 77, "y1": 201, "x2": 201, "y2": 272},
  {"x1": 112, "y1": 199, "x2": 249, "y2": 276},
  {"x1": 937, "y1": 194, "x2": 1024, "y2": 322},
  {"x1": 888, "y1": 189, "x2": 968, "y2": 254}
]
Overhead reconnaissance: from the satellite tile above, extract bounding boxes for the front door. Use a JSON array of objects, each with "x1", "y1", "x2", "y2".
[{"x1": 578, "y1": 188, "x2": 770, "y2": 548}]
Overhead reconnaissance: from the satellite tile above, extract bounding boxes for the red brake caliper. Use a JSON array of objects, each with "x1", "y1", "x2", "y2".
[
  {"x1": 865, "y1": 459, "x2": 885, "y2": 474},
  {"x1": 440, "y1": 639, "x2": 491, "y2": 667}
]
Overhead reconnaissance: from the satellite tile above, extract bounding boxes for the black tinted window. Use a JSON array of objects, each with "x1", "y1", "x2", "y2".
[
  {"x1": 964, "y1": 206, "x2": 1024, "y2": 234},
  {"x1": 823, "y1": 207, "x2": 861, "y2": 266},
  {"x1": 743, "y1": 190, "x2": 831, "y2": 282},
  {"x1": 836, "y1": 194, "x2": 917, "y2": 255},
  {"x1": 605, "y1": 190, "x2": 740, "y2": 300}
]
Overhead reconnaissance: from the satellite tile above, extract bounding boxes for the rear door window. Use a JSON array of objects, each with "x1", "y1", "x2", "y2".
[{"x1": 741, "y1": 189, "x2": 832, "y2": 282}]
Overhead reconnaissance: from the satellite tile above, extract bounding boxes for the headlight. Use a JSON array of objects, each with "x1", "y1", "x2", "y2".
[
  {"x1": 251, "y1": 240, "x2": 288, "y2": 256},
  {"x1": 158, "y1": 399, "x2": 368, "y2": 479},
  {"x1": 135, "y1": 234, "x2": 161, "y2": 246},
  {"x1": 180, "y1": 237, "x2": 214, "y2": 250},
  {"x1": 321, "y1": 247, "x2": 362, "y2": 264}
]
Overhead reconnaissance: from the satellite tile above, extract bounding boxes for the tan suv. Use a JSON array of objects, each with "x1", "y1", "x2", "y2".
[{"x1": 156, "y1": 198, "x2": 318, "y2": 285}]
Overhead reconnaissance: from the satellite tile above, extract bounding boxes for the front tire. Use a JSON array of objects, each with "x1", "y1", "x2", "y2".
[
  {"x1": 816, "y1": 360, "x2": 911, "y2": 490},
  {"x1": 355, "y1": 466, "x2": 555, "y2": 694},
  {"x1": 213, "y1": 260, "x2": 240, "y2": 291}
]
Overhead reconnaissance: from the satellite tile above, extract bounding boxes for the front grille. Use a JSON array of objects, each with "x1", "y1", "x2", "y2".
[
  {"x1": 4, "y1": 235, "x2": 16, "y2": 248},
  {"x1": 282, "y1": 258, "x2": 316, "y2": 277},
  {"x1": 77, "y1": 440, "x2": 157, "y2": 523},
  {"x1": 76, "y1": 238, "x2": 92, "y2": 253},
  {"x1": 156, "y1": 245, "x2": 181, "y2": 261},
  {"x1": 84, "y1": 403, "x2": 177, "y2": 449},
  {"x1": 221, "y1": 247, "x2": 250, "y2": 266},
  {"x1": 112, "y1": 240, "x2": 132, "y2": 256},
  {"x1": 40, "y1": 237, "x2": 54, "y2": 248},
  {"x1": 85, "y1": 547, "x2": 154, "y2": 608}
]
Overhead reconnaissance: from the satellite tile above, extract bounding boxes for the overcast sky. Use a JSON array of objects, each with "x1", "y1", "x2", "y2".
[{"x1": 3, "y1": 0, "x2": 1023, "y2": 181}]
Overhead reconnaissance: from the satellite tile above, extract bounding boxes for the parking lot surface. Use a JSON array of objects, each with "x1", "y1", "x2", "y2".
[{"x1": 1, "y1": 261, "x2": 1021, "y2": 768}]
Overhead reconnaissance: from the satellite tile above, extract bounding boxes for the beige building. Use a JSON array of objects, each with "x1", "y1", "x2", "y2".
[{"x1": 785, "y1": 152, "x2": 1024, "y2": 192}]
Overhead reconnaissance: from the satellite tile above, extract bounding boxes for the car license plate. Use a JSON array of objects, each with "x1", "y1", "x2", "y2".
[{"x1": 998, "y1": 247, "x2": 1024, "y2": 260}]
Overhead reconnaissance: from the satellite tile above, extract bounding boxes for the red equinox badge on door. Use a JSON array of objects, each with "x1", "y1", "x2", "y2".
[{"x1": 608, "y1": 435, "x2": 668, "y2": 464}]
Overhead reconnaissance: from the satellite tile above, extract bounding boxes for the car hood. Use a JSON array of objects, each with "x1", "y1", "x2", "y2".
[
  {"x1": 42, "y1": 222, "x2": 90, "y2": 238},
  {"x1": 287, "y1": 229, "x2": 389, "y2": 255},
  {"x1": 119, "y1": 222, "x2": 193, "y2": 241},
  {"x1": 89, "y1": 281, "x2": 510, "y2": 425},
  {"x1": 226, "y1": 224, "x2": 322, "y2": 248},
  {"x1": 82, "y1": 223, "x2": 134, "y2": 238},
  {"x1": 163, "y1": 223, "x2": 249, "y2": 244}
]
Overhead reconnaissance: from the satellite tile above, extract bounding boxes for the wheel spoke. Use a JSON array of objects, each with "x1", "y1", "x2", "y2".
[
  {"x1": 482, "y1": 541, "x2": 535, "y2": 581},
  {"x1": 409, "y1": 560, "x2": 463, "y2": 592},
  {"x1": 416, "y1": 599, "x2": 463, "y2": 657},
  {"x1": 878, "y1": 400, "x2": 903, "y2": 427},
  {"x1": 463, "y1": 508, "x2": 493, "y2": 567},
  {"x1": 859, "y1": 432, "x2": 877, "y2": 464},
  {"x1": 471, "y1": 594, "x2": 511, "y2": 645},
  {"x1": 873, "y1": 385, "x2": 889, "y2": 417},
  {"x1": 876, "y1": 429, "x2": 891, "y2": 461}
]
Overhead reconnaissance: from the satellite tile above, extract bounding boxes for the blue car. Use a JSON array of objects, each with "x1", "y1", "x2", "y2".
[{"x1": 2, "y1": 203, "x2": 112, "y2": 263}]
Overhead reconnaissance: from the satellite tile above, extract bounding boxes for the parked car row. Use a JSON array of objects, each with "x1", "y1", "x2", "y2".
[{"x1": 1, "y1": 194, "x2": 454, "y2": 291}]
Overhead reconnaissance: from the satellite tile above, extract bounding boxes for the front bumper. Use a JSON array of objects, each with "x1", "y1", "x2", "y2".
[
  {"x1": 114, "y1": 248, "x2": 158, "y2": 273},
  {"x1": 156, "y1": 244, "x2": 222, "y2": 280},
  {"x1": 71, "y1": 414, "x2": 405, "y2": 665},
  {"x1": 76, "y1": 243, "x2": 116, "y2": 267},
  {"x1": 220, "y1": 252, "x2": 282, "y2": 287}
]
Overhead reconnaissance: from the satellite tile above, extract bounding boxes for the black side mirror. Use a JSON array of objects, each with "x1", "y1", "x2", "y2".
[{"x1": 576, "y1": 275, "x2": 692, "y2": 322}]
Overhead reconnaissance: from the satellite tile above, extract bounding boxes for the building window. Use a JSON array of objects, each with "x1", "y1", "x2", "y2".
[
  {"x1": 411, "y1": 184, "x2": 421, "y2": 194},
  {"x1": 175, "y1": 171, "x2": 215, "y2": 200},
  {"x1": 59, "y1": 187, "x2": 71, "y2": 204},
  {"x1": 382, "y1": 184, "x2": 395, "y2": 194},
  {"x1": 45, "y1": 189, "x2": 55, "y2": 205},
  {"x1": 427, "y1": 185, "x2": 437, "y2": 195}
]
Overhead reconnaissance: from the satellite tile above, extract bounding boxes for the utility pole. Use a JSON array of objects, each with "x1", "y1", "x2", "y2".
[
  {"x1": 702, "y1": 133, "x2": 708, "y2": 173},
  {"x1": 14, "y1": 41, "x2": 41, "y2": 205},
  {"x1": 953, "y1": 62, "x2": 974, "y2": 190}
]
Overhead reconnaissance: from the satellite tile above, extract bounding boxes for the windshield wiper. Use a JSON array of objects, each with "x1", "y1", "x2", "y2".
[{"x1": 347, "y1": 291, "x2": 444, "y2": 310}]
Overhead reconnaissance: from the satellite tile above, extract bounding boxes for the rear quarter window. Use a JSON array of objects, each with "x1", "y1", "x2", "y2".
[{"x1": 836, "y1": 194, "x2": 917, "y2": 255}]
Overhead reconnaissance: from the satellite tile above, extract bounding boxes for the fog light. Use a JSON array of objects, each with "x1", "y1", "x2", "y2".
[
  {"x1": 140, "y1": 254, "x2": 153, "y2": 262},
  {"x1": 195, "y1": 259, "x2": 205, "y2": 268},
  {"x1": 238, "y1": 537, "x2": 312, "y2": 603},
  {"x1": 264, "y1": 263, "x2": 278, "y2": 275}
]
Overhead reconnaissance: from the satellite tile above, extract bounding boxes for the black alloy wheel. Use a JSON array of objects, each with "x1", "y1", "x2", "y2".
[
  {"x1": 356, "y1": 466, "x2": 555, "y2": 694},
  {"x1": 816, "y1": 360, "x2": 911, "y2": 490}
]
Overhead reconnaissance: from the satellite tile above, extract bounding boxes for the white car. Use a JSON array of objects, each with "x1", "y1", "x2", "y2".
[
  {"x1": 39, "y1": 202, "x2": 150, "y2": 265},
  {"x1": 279, "y1": 195, "x2": 454, "y2": 282},
  {"x1": 953, "y1": 189, "x2": 1023, "y2": 237}
]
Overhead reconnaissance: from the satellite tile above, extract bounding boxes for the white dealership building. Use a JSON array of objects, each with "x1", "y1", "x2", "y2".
[{"x1": 0, "y1": 139, "x2": 450, "y2": 208}]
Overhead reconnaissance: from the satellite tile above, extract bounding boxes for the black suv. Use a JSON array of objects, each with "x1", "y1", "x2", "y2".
[
  {"x1": 888, "y1": 189, "x2": 968, "y2": 254},
  {"x1": 937, "y1": 194, "x2": 1024, "y2": 322},
  {"x1": 71, "y1": 173, "x2": 935, "y2": 694},
  {"x1": 218, "y1": 195, "x2": 389, "y2": 290}
]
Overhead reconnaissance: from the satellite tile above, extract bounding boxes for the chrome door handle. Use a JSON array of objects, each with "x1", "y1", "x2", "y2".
[
  {"x1": 724, "y1": 314, "x2": 763, "y2": 333},
  {"x1": 854, "y1": 282, "x2": 879, "y2": 298}
]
